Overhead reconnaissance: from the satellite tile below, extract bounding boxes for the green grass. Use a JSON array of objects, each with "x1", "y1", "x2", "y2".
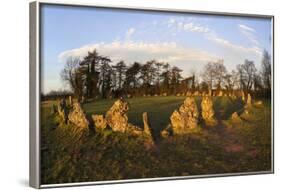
[{"x1": 40, "y1": 96, "x2": 272, "y2": 184}]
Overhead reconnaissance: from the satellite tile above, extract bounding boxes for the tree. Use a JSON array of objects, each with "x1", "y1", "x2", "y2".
[
  {"x1": 237, "y1": 59, "x2": 257, "y2": 92},
  {"x1": 124, "y1": 62, "x2": 141, "y2": 89},
  {"x1": 202, "y1": 60, "x2": 226, "y2": 94},
  {"x1": 160, "y1": 63, "x2": 171, "y2": 93},
  {"x1": 113, "y1": 61, "x2": 127, "y2": 89},
  {"x1": 60, "y1": 57, "x2": 84, "y2": 100},
  {"x1": 140, "y1": 60, "x2": 157, "y2": 89},
  {"x1": 261, "y1": 50, "x2": 271, "y2": 90},
  {"x1": 98, "y1": 57, "x2": 112, "y2": 98},
  {"x1": 223, "y1": 70, "x2": 238, "y2": 91},
  {"x1": 80, "y1": 50, "x2": 102, "y2": 98},
  {"x1": 170, "y1": 66, "x2": 183, "y2": 94}
]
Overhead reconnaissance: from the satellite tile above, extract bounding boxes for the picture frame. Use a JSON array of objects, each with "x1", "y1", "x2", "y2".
[{"x1": 30, "y1": 1, "x2": 274, "y2": 188}]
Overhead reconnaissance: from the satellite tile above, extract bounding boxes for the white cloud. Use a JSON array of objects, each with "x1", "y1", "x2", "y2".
[
  {"x1": 238, "y1": 24, "x2": 259, "y2": 46},
  {"x1": 58, "y1": 41, "x2": 220, "y2": 77},
  {"x1": 182, "y1": 22, "x2": 210, "y2": 33},
  {"x1": 165, "y1": 17, "x2": 210, "y2": 34},
  {"x1": 207, "y1": 32, "x2": 262, "y2": 56},
  {"x1": 239, "y1": 24, "x2": 255, "y2": 32}
]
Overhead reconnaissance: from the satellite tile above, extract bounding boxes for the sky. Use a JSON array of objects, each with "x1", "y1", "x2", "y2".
[{"x1": 41, "y1": 4, "x2": 272, "y2": 94}]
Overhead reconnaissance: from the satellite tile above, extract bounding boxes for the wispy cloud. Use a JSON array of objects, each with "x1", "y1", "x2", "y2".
[
  {"x1": 206, "y1": 32, "x2": 262, "y2": 56},
  {"x1": 238, "y1": 24, "x2": 259, "y2": 46},
  {"x1": 167, "y1": 18, "x2": 210, "y2": 33},
  {"x1": 239, "y1": 24, "x2": 255, "y2": 32},
  {"x1": 165, "y1": 17, "x2": 261, "y2": 57}
]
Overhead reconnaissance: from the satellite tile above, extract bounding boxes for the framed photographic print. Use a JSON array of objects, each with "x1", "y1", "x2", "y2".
[{"x1": 29, "y1": 1, "x2": 274, "y2": 188}]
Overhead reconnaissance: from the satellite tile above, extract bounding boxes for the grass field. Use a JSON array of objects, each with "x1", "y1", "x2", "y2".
[{"x1": 40, "y1": 96, "x2": 272, "y2": 184}]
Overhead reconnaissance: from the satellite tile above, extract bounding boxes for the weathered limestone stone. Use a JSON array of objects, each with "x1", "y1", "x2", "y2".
[
  {"x1": 57, "y1": 104, "x2": 67, "y2": 123},
  {"x1": 246, "y1": 93, "x2": 252, "y2": 107},
  {"x1": 52, "y1": 104, "x2": 57, "y2": 114},
  {"x1": 201, "y1": 96, "x2": 217, "y2": 126},
  {"x1": 161, "y1": 128, "x2": 170, "y2": 138},
  {"x1": 186, "y1": 91, "x2": 191, "y2": 96},
  {"x1": 254, "y1": 100, "x2": 263, "y2": 107},
  {"x1": 176, "y1": 93, "x2": 181, "y2": 96},
  {"x1": 241, "y1": 91, "x2": 246, "y2": 102},
  {"x1": 81, "y1": 96, "x2": 85, "y2": 103},
  {"x1": 69, "y1": 96, "x2": 72, "y2": 106},
  {"x1": 92, "y1": 114, "x2": 107, "y2": 130},
  {"x1": 193, "y1": 91, "x2": 199, "y2": 96},
  {"x1": 143, "y1": 112, "x2": 153, "y2": 137},
  {"x1": 170, "y1": 97, "x2": 199, "y2": 134},
  {"x1": 68, "y1": 102, "x2": 89, "y2": 130},
  {"x1": 218, "y1": 91, "x2": 223, "y2": 97},
  {"x1": 231, "y1": 112, "x2": 242, "y2": 123},
  {"x1": 162, "y1": 93, "x2": 167, "y2": 96},
  {"x1": 105, "y1": 99, "x2": 129, "y2": 132}
]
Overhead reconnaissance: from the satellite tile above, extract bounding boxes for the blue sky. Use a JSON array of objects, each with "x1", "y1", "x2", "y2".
[{"x1": 41, "y1": 4, "x2": 272, "y2": 94}]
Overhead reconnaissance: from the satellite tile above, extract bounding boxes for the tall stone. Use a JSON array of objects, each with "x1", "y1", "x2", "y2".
[
  {"x1": 246, "y1": 93, "x2": 252, "y2": 107},
  {"x1": 142, "y1": 112, "x2": 153, "y2": 137},
  {"x1": 105, "y1": 99, "x2": 129, "y2": 132},
  {"x1": 241, "y1": 91, "x2": 245, "y2": 102},
  {"x1": 170, "y1": 97, "x2": 199, "y2": 134},
  {"x1": 201, "y1": 96, "x2": 217, "y2": 126},
  {"x1": 57, "y1": 104, "x2": 67, "y2": 124},
  {"x1": 69, "y1": 96, "x2": 72, "y2": 106},
  {"x1": 68, "y1": 102, "x2": 89, "y2": 130}
]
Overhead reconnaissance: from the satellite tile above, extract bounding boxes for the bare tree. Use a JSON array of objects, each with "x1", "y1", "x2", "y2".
[
  {"x1": 202, "y1": 60, "x2": 226, "y2": 94},
  {"x1": 237, "y1": 59, "x2": 257, "y2": 92},
  {"x1": 60, "y1": 57, "x2": 84, "y2": 100}
]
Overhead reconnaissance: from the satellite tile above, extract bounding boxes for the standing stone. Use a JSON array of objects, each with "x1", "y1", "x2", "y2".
[
  {"x1": 57, "y1": 104, "x2": 67, "y2": 123},
  {"x1": 241, "y1": 91, "x2": 245, "y2": 102},
  {"x1": 105, "y1": 99, "x2": 129, "y2": 132},
  {"x1": 143, "y1": 112, "x2": 153, "y2": 137},
  {"x1": 69, "y1": 96, "x2": 72, "y2": 106},
  {"x1": 92, "y1": 114, "x2": 107, "y2": 131},
  {"x1": 246, "y1": 93, "x2": 252, "y2": 107},
  {"x1": 201, "y1": 96, "x2": 217, "y2": 126},
  {"x1": 52, "y1": 104, "x2": 57, "y2": 114},
  {"x1": 170, "y1": 97, "x2": 199, "y2": 134},
  {"x1": 68, "y1": 102, "x2": 89, "y2": 130},
  {"x1": 218, "y1": 91, "x2": 223, "y2": 97}
]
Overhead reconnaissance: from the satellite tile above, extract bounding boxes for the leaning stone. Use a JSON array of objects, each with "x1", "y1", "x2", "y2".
[
  {"x1": 68, "y1": 102, "x2": 89, "y2": 130},
  {"x1": 170, "y1": 97, "x2": 199, "y2": 134},
  {"x1": 201, "y1": 96, "x2": 217, "y2": 126},
  {"x1": 105, "y1": 99, "x2": 129, "y2": 132},
  {"x1": 92, "y1": 114, "x2": 107, "y2": 131},
  {"x1": 143, "y1": 112, "x2": 153, "y2": 137}
]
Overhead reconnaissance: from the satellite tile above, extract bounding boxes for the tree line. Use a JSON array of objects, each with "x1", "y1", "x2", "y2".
[{"x1": 52, "y1": 49, "x2": 271, "y2": 100}]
